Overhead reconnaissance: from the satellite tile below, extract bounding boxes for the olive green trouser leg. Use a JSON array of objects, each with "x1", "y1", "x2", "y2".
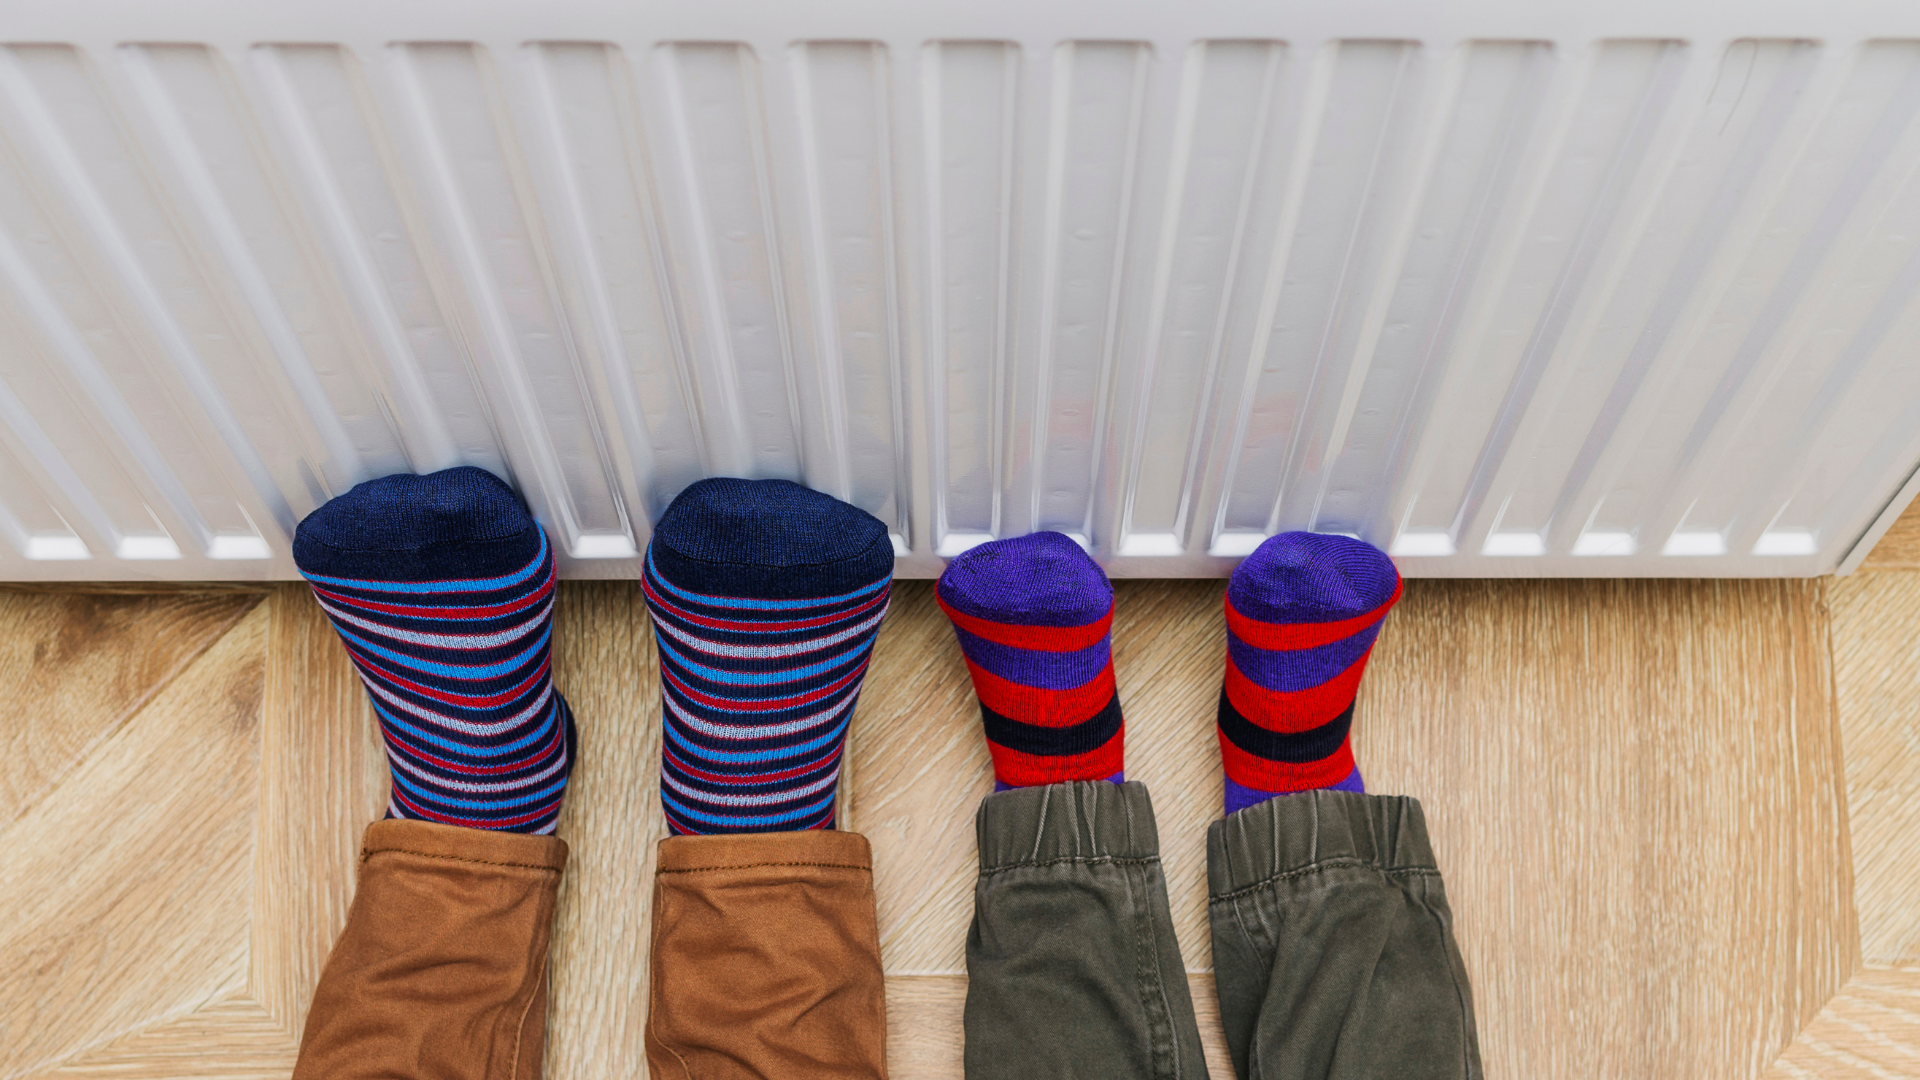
[
  {"x1": 966, "y1": 782, "x2": 1481, "y2": 1080},
  {"x1": 965, "y1": 781, "x2": 1206, "y2": 1080},
  {"x1": 1208, "y1": 789, "x2": 1482, "y2": 1080}
]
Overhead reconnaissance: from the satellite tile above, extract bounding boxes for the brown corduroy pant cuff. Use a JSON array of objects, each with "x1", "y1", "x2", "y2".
[
  {"x1": 646, "y1": 829, "x2": 889, "y2": 1080},
  {"x1": 293, "y1": 819, "x2": 569, "y2": 1080}
]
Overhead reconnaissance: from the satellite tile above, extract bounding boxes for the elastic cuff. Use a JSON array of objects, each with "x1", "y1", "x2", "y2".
[
  {"x1": 976, "y1": 780, "x2": 1161, "y2": 870},
  {"x1": 656, "y1": 828, "x2": 873, "y2": 874},
  {"x1": 362, "y1": 817, "x2": 568, "y2": 873},
  {"x1": 1206, "y1": 789, "x2": 1434, "y2": 898}
]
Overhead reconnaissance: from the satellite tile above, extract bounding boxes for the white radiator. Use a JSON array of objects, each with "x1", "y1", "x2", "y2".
[{"x1": 2, "y1": 0, "x2": 1920, "y2": 579}]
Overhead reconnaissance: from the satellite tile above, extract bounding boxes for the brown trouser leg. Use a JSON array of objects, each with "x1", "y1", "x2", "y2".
[
  {"x1": 646, "y1": 830, "x2": 889, "y2": 1080},
  {"x1": 293, "y1": 819, "x2": 569, "y2": 1080}
]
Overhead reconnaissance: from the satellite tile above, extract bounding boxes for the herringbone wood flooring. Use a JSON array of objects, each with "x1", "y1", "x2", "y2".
[{"x1": 4, "y1": 520, "x2": 1920, "y2": 1078}]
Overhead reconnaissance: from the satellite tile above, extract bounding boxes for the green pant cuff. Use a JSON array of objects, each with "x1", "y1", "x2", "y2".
[
  {"x1": 976, "y1": 780, "x2": 1162, "y2": 870},
  {"x1": 1206, "y1": 789, "x2": 1437, "y2": 898}
]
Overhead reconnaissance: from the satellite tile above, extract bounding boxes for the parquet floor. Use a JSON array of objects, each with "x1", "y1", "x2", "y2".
[{"x1": 3, "y1": 517, "x2": 1918, "y2": 1079}]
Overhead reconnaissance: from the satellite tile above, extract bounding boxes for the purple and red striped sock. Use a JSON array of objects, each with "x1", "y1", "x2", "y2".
[
  {"x1": 1218, "y1": 532, "x2": 1402, "y2": 816},
  {"x1": 937, "y1": 532, "x2": 1123, "y2": 789}
]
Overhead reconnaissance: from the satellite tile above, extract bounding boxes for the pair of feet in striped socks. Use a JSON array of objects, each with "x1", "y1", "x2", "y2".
[
  {"x1": 939, "y1": 530, "x2": 1399, "y2": 811},
  {"x1": 291, "y1": 469, "x2": 1395, "y2": 836},
  {"x1": 292, "y1": 468, "x2": 892, "y2": 836}
]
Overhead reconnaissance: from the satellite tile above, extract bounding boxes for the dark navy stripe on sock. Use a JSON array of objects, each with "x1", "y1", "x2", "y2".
[
  {"x1": 980, "y1": 693, "x2": 1123, "y2": 758},
  {"x1": 1217, "y1": 691, "x2": 1355, "y2": 764}
]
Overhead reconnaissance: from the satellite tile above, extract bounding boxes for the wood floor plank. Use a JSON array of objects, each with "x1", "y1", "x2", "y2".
[
  {"x1": 1861, "y1": 500, "x2": 1920, "y2": 570},
  {"x1": 1828, "y1": 569, "x2": 1920, "y2": 965},
  {"x1": 24, "y1": 996, "x2": 298, "y2": 1080},
  {"x1": 850, "y1": 582, "x2": 988, "y2": 974},
  {"x1": 1765, "y1": 966, "x2": 1920, "y2": 1078},
  {"x1": 1187, "y1": 973, "x2": 1235, "y2": 1080},
  {"x1": 0, "y1": 604, "x2": 267, "y2": 1080},
  {"x1": 1360, "y1": 579, "x2": 1853, "y2": 1080},
  {"x1": 1113, "y1": 580, "x2": 1232, "y2": 972},
  {"x1": 543, "y1": 582, "x2": 664, "y2": 1080},
  {"x1": 0, "y1": 589, "x2": 262, "y2": 823},
  {"x1": 884, "y1": 975, "x2": 965, "y2": 1080},
  {"x1": 250, "y1": 585, "x2": 388, "y2": 1037}
]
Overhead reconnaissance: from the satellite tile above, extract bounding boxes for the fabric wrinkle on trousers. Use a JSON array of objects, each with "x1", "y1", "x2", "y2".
[
  {"x1": 966, "y1": 782, "x2": 1480, "y2": 1080},
  {"x1": 646, "y1": 829, "x2": 889, "y2": 1080},
  {"x1": 966, "y1": 781, "x2": 1207, "y2": 1080},
  {"x1": 294, "y1": 819, "x2": 569, "y2": 1080}
]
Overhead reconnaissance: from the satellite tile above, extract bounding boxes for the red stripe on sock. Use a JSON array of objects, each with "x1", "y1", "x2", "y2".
[
  {"x1": 989, "y1": 728, "x2": 1125, "y2": 787},
  {"x1": 1222, "y1": 649, "x2": 1373, "y2": 734},
  {"x1": 643, "y1": 574, "x2": 890, "y2": 633},
  {"x1": 1223, "y1": 578, "x2": 1403, "y2": 650},
  {"x1": 936, "y1": 591, "x2": 1112, "y2": 651},
  {"x1": 965, "y1": 659, "x2": 1116, "y2": 727},
  {"x1": 1217, "y1": 732, "x2": 1355, "y2": 793}
]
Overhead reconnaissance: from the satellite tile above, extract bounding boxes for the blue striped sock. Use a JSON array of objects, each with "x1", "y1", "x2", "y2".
[
  {"x1": 292, "y1": 467, "x2": 575, "y2": 835},
  {"x1": 642, "y1": 478, "x2": 894, "y2": 835}
]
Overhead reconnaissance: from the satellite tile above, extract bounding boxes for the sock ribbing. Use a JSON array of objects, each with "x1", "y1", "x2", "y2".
[
  {"x1": 937, "y1": 532, "x2": 1123, "y2": 788},
  {"x1": 1218, "y1": 532, "x2": 1400, "y2": 815},
  {"x1": 293, "y1": 467, "x2": 575, "y2": 835},
  {"x1": 643, "y1": 478, "x2": 894, "y2": 835}
]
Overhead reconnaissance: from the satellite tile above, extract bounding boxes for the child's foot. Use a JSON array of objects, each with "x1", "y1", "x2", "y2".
[
  {"x1": 293, "y1": 466, "x2": 575, "y2": 834},
  {"x1": 937, "y1": 532, "x2": 1124, "y2": 789},
  {"x1": 643, "y1": 478, "x2": 894, "y2": 834},
  {"x1": 1217, "y1": 532, "x2": 1401, "y2": 815}
]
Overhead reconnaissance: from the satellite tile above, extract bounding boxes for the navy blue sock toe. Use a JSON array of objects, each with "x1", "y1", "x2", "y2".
[
  {"x1": 647, "y1": 477, "x2": 894, "y2": 600},
  {"x1": 293, "y1": 466, "x2": 539, "y2": 583},
  {"x1": 294, "y1": 466, "x2": 574, "y2": 835}
]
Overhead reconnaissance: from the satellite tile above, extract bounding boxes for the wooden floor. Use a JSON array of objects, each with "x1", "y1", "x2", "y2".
[{"x1": 3, "y1": 520, "x2": 1919, "y2": 1079}]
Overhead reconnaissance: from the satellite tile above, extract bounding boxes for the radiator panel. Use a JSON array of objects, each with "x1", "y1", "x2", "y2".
[{"x1": 2, "y1": 1, "x2": 1919, "y2": 578}]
